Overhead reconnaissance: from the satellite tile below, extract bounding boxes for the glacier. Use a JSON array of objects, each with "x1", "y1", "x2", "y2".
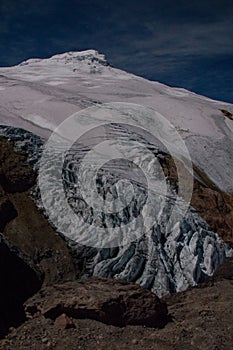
[
  {"x1": 0, "y1": 49, "x2": 232, "y2": 297},
  {"x1": 0, "y1": 124, "x2": 229, "y2": 297}
]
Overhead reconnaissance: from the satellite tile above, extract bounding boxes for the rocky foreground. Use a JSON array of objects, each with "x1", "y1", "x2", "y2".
[{"x1": 0, "y1": 258, "x2": 232, "y2": 350}]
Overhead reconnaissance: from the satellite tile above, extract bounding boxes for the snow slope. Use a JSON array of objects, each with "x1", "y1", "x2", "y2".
[{"x1": 0, "y1": 50, "x2": 232, "y2": 192}]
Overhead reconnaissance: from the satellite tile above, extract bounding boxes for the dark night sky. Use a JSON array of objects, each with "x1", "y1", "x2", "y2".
[{"x1": 0, "y1": 0, "x2": 232, "y2": 102}]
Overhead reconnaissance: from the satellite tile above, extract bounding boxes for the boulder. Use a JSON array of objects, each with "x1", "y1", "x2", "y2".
[
  {"x1": 54, "y1": 314, "x2": 76, "y2": 331},
  {"x1": 25, "y1": 278, "x2": 168, "y2": 328}
]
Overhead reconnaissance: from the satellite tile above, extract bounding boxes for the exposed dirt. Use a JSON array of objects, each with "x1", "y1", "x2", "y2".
[
  {"x1": 162, "y1": 154, "x2": 233, "y2": 246},
  {"x1": 191, "y1": 180, "x2": 233, "y2": 247}
]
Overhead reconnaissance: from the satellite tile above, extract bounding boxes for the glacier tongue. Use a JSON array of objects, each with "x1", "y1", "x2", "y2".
[
  {"x1": 71, "y1": 202, "x2": 226, "y2": 297},
  {"x1": 38, "y1": 121, "x2": 229, "y2": 297},
  {"x1": 0, "y1": 125, "x2": 230, "y2": 297}
]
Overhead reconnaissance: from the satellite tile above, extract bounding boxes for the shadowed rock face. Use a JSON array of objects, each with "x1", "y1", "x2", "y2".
[
  {"x1": 0, "y1": 134, "x2": 76, "y2": 338},
  {"x1": 0, "y1": 233, "x2": 44, "y2": 338},
  {"x1": 0, "y1": 135, "x2": 76, "y2": 286},
  {"x1": 0, "y1": 197, "x2": 17, "y2": 231},
  {"x1": 25, "y1": 278, "x2": 169, "y2": 328}
]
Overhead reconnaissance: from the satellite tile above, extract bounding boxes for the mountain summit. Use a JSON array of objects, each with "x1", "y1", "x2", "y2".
[{"x1": 19, "y1": 49, "x2": 110, "y2": 69}]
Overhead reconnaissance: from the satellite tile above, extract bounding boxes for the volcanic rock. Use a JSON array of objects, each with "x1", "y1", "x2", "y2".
[{"x1": 25, "y1": 278, "x2": 169, "y2": 328}]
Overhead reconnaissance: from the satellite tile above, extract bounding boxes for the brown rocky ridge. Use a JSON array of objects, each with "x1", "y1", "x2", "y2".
[{"x1": 161, "y1": 154, "x2": 233, "y2": 247}]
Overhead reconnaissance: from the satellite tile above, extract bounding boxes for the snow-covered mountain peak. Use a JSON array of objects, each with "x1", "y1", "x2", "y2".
[
  {"x1": 0, "y1": 50, "x2": 233, "y2": 192},
  {"x1": 49, "y1": 49, "x2": 108, "y2": 64},
  {"x1": 18, "y1": 49, "x2": 110, "y2": 70}
]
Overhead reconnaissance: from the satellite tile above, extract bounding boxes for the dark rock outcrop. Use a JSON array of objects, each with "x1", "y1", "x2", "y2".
[
  {"x1": 0, "y1": 198, "x2": 17, "y2": 231},
  {"x1": 0, "y1": 233, "x2": 44, "y2": 338},
  {"x1": 161, "y1": 154, "x2": 233, "y2": 246},
  {"x1": 0, "y1": 137, "x2": 35, "y2": 193},
  {"x1": 0, "y1": 135, "x2": 76, "y2": 286},
  {"x1": 25, "y1": 278, "x2": 169, "y2": 328},
  {"x1": 220, "y1": 108, "x2": 233, "y2": 120}
]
